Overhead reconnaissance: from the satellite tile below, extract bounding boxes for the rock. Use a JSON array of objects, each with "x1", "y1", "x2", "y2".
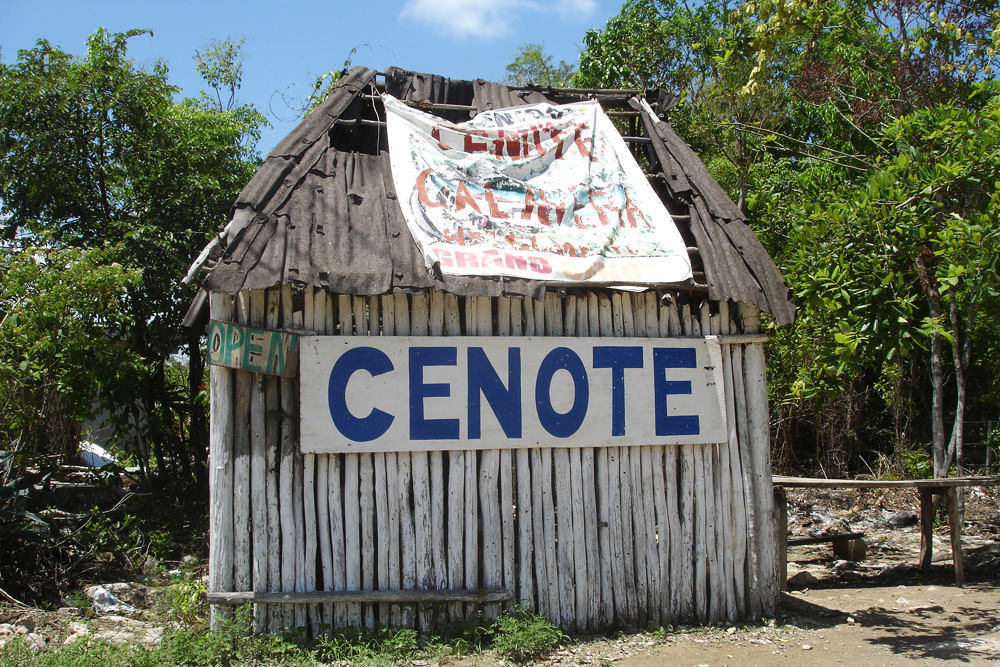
[
  {"x1": 181, "y1": 554, "x2": 198, "y2": 565},
  {"x1": 880, "y1": 563, "x2": 915, "y2": 577},
  {"x1": 68, "y1": 622, "x2": 89, "y2": 635},
  {"x1": 57, "y1": 607, "x2": 80, "y2": 615},
  {"x1": 787, "y1": 571, "x2": 819, "y2": 588},
  {"x1": 888, "y1": 510, "x2": 919, "y2": 528},
  {"x1": 25, "y1": 633, "x2": 46, "y2": 651},
  {"x1": 0, "y1": 624, "x2": 16, "y2": 636}
]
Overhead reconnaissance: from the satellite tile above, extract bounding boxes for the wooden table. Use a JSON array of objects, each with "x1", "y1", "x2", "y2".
[{"x1": 773, "y1": 475, "x2": 1000, "y2": 586}]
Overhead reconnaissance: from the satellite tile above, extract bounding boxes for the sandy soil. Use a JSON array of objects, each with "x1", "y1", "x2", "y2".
[
  {"x1": 4, "y1": 487, "x2": 999, "y2": 665},
  {"x1": 456, "y1": 486, "x2": 1000, "y2": 666}
]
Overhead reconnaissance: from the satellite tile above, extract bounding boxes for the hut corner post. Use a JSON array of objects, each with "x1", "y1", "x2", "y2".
[
  {"x1": 740, "y1": 302, "x2": 781, "y2": 615},
  {"x1": 209, "y1": 292, "x2": 235, "y2": 629}
]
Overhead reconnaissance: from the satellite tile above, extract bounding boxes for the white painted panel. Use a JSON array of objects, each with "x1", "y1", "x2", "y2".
[{"x1": 300, "y1": 336, "x2": 727, "y2": 453}]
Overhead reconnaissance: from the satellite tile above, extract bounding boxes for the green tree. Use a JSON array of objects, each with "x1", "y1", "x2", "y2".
[
  {"x1": 0, "y1": 247, "x2": 140, "y2": 463},
  {"x1": 786, "y1": 97, "x2": 1000, "y2": 477},
  {"x1": 503, "y1": 43, "x2": 576, "y2": 87},
  {"x1": 0, "y1": 29, "x2": 264, "y2": 480}
]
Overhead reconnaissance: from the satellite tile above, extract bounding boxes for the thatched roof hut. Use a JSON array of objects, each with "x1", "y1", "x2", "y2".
[{"x1": 187, "y1": 67, "x2": 792, "y2": 635}]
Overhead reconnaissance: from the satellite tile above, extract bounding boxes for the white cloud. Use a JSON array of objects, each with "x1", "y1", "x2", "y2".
[
  {"x1": 399, "y1": 0, "x2": 595, "y2": 39},
  {"x1": 556, "y1": 0, "x2": 597, "y2": 14}
]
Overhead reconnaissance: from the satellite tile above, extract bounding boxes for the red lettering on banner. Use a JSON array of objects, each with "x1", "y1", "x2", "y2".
[
  {"x1": 417, "y1": 169, "x2": 445, "y2": 209},
  {"x1": 505, "y1": 254, "x2": 528, "y2": 271},
  {"x1": 430, "y1": 127, "x2": 451, "y2": 151},
  {"x1": 454, "y1": 181, "x2": 482, "y2": 214},
  {"x1": 534, "y1": 189, "x2": 552, "y2": 226},
  {"x1": 482, "y1": 250, "x2": 503, "y2": 268},
  {"x1": 573, "y1": 126, "x2": 596, "y2": 161},
  {"x1": 455, "y1": 251, "x2": 478, "y2": 268},
  {"x1": 483, "y1": 183, "x2": 509, "y2": 219},
  {"x1": 529, "y1": 256, "x2": 553, "y2": 274},
  {"x1": 521, "y1": 189, "x2": 536, "y2": 221},
  {"x1": 464, "y1": 132, "x2": 488, "y2": 152},
  {"x1": 433, "y1": 248, "x2": 454, "y2": 267},
  {"x1": 536, "y1": 189, "x2": 567, "y2": 226}
]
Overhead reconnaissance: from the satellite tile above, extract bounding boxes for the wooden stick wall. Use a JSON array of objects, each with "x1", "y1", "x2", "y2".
[{"x1": 208, "y1": 288, "x2": 779, "y2": 633}]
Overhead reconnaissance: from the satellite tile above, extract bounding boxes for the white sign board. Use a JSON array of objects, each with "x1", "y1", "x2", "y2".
[
  {"x1": 300, "y1": 336, "x2": 727, "y2": 454},
  {"x1": 383, "y1": 94, "x2": 692, "y2": 285}
]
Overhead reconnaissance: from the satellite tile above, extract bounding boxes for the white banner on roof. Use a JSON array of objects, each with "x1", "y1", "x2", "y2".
[{"x1": 382, "y1": 94, "x2": 692, "y2": 285}]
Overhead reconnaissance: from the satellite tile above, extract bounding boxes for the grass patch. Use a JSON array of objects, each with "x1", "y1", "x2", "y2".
[
  {"x1": 490, "y1": 608, "x2": 564, "y2": 663},
  {"x1": 0, "y1": 605, "x2": 564, "y2": 666}
]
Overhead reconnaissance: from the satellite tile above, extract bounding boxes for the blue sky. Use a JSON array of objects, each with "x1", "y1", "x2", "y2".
[{"x1": 1, "y1": 0, "x2": 624, "y2": 153}]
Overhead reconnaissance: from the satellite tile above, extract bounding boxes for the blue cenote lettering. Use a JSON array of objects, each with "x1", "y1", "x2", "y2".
[{"x1": 326, "y1": 345, "x2": 699, "y2": 442}]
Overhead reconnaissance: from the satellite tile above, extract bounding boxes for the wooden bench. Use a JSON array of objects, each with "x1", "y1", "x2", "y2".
[{"x1": 773, "y1": 475, "x2": 1000, "y2": 587}]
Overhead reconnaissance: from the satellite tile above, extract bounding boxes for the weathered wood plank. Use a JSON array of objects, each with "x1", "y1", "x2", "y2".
[
  {"x1": 515, "y1": 448, "x2": 534, "y2": 609},
  {"x1": 480, "y1": 449, "x2": 502, "y2": 621},
  {"x1": 569, "y1": 447, "x2": 590, "y2": 630},
  {"x1": 373, "y1": 452, "x2": 390, "y2": 625},
  {"x1": 344, "y1": 454, "x2": 361, "y2": 626},
  {"x1": 208, "y1": 589, "x2": 513, "y2": 605},
  {"x1": 539, "y1": 447, "x2": 560, "y2": 627},
  {"x1": 554, "y1": 447, "x2": 576, "y2": 630},
  {"x1": 640, "y1": 445, "x2": 659, "y2": 628},
  {"x1": 247, "y1": 290, "x2": 268, "y2": 629},
  {"x1": 264, "y1": 290, "x2": 282, "y2": 632},
  {"x1": 580, "y1": 447, "x2": 601, "y2": 630},
  {"x1": 742, "y1": 304, "x2": 778, "y2": 615},
  {"x1": 650, "y1": 445, "x2": 671, "y2": 625},
  {"x1": 209, "y1": 293, "x2": 235, "y2": 629},
  {"x1": 530, "y1": 448, "x2": 550, "y2": 620},
  {"x1": 448, "y1": 449, "x2": 466, "y2": 622},
  {"x1": 233, "y1": 294, "x2": 253, "y2": 599},
  {"x1": 359, "y1": 454, "x2": 376, "y2": 627},
  {"x1": 500, "y1": 449, "x2": 515, "y2": 617},
  {"x1": 398, "y1": 452, "x2": 417, "y2": 627}
]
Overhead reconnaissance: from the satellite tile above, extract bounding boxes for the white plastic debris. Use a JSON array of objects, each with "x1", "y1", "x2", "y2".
[
  {"x1": 90, "y1": 586, "x2": 135, "y2": 614},
  {"x1": 79, "y1": 442, "x2": 117, "y2": 469}
]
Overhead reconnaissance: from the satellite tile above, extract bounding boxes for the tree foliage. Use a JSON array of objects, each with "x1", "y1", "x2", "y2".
[
  {"x1": 0, "y1": 29, "x2": 264, "y2": 480},
  {"x1": 575, "y1": 0, "x2": 1000, "y2": 476},
  {"x1": 503, "y1": 43, "x2": 576, "y2": 87}
]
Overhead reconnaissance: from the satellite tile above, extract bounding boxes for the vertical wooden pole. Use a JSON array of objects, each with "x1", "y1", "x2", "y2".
[
  {"x1": 774, "y1": 486, "x2": 788, "y2": 593},
  {"x1": 741, "y1": 303, "x2": 779, "y2": 615},
  {"x1": 209, "y1": 293, "x2": 234, "y2": 629},
  {"x1": 919, "y1": 488, "x2": 934, "y2": 574},
  {"x1": 947, "y1": 487, "x2": 965, "y2": 586},
  {"x1": 264, "y1": 290, "x2": 282, "y2": 632},
  {"x1": 278, "y1": 285, "x2": 297, "y2": 629},
  {"x1": 232, "y1": 293, "x2": 252, "y2": 602}
]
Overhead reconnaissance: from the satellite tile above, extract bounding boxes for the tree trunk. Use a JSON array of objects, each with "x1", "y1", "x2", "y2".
[
  {"x1": 946, "y1": 287, "x2": 977, "y2": 478},
  {"x1": 187, "y1": 327, "x2": 208, "y2": 486},
  {"x1": 916, "y1": 256, "x2": 948, "y2": 478}
]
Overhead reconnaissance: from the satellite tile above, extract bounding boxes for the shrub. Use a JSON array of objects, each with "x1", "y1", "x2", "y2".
[{"x1": 490, "y1": 608, "x2": 563, "y2": 663}]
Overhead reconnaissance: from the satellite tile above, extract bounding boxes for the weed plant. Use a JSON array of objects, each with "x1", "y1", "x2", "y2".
[{"x1": 490, "y1": 607, "x2": 564, "y2": 662}]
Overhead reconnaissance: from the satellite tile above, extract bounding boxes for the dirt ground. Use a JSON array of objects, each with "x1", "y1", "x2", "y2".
[
  {"x1": 459, "y1": 486, "x2": 1000, "y2": 666},
  {"x1": 4, "y1": 487, "x2": 999, "y2": 665}
]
